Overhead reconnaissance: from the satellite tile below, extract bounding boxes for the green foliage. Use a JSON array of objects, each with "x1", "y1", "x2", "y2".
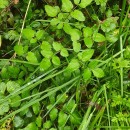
[{"x1": 0, "y1": 0, "x2": 129, "y2": 129}]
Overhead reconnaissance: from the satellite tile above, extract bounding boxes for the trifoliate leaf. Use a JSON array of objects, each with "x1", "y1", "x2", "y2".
[
  {"x1": 93, "y1": 33, "x2": 106, "y2": 42},
  {"x1": 62, "y1": 0, "x2": 73, "y2": 12},
  {"x1": 45, "y1": 5, "x2": 60, "y2": 17},
  {"x1": 78, "y1": 49, "x2": 94, "y2": 62},
  {"x1": 40, "y1": 58, "x2": 51, "y2": 71},
  {"x1": 71, "y1": 10, "x2": 85, "y2": 21},
  {"x1": 0, "y1": 102, "x2": 9, "y2": 115},
  {"x1": 10, "y1": 95, "x2": 21, "y2": 107},
  {"x1": 53, "y1": 42, "x2": 63, "y2": 51},
  {"x1": 36, "y1": 116, "x2": 42, "y2": 127},
  {"x1": 22, "y1": 28, "x2": 35, "y2": 40},
  {"x1": 84, "y1": 37, "x2": 93, "y2": 48},
  {"x1": 92, "y1": 68, "x2": 104, "y2": 78},
  {"x1": 83, "y1": 27, "x2": 93, "y2": 37},
  {"x1": 58, "y1": 111, "x2": 68, "y2": 127},
  {"x1": 41, "y1": 41, "x2": 52, "y2": 50},
  {"x1": 50, "y1": 108, "x2": 58, "y2": 121},
  {"x1": 66, "y1": 59, "x2": 80, "y2": 72},
  {"x1": 7, "y1": 81, "x2": 20, "y2": 93},
  {"x1": 83, "y1": 68, "x2": 92, "y2": 81},
  {"x1": 52, "y1": 56, "x2": 61, "y2": 66},
  {"x1": 36, "y1": 30, "x2": 45, "y2": 40},
  {"x1": 43, "y1": 121, "x2": 52, "y2": 129},
  {"x1": 63, "y1": 23, "x2": 73, "y2": 35},
  {"x1": 14, "y1": 45, "x2": 24, "y2": 56},
  {"x1": 26, "y1": 52, "x2": 38, "y2": 63},
  {"x1": 73, "y1": 42, "x2": 81, "y2": 52},
  {"x1": 60, "y1": 48, "x2": 69, "y2": 57},
  {"x1": 70, "y1": 29, "x2": 81, "y2": 42},
  {"x1": 32, "y1": 102, "x2": 40, "y2": 115},
  {"x1": 41, "y1": 50, "x2": 53, "y2": 58}
]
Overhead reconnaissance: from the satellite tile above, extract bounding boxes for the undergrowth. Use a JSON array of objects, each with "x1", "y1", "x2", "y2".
[{"x1": 0, "y1": 0, "x2": 130, "y2": 129}]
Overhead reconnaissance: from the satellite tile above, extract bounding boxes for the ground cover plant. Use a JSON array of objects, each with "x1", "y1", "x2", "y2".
[{"x1": 0, "y1": 0, "x2": 130, "y2": 129}]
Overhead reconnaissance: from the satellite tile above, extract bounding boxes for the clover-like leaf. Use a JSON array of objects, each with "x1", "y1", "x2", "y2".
[
  {"x1": 73, "y1": 42, "x2": 81, "y2": 52},
  {"x1": 93, "y1": 33, "x2": 106, "y2": 42},
  {"x1": 71, "y1": 10, "x2": 85, "y2": 21},
  {"x1": 22, "y1": 28, "x2": 35, "y2": 40},
  {"x1": 14, "y1": 45, "x2": 24, "y2": 56},
  {"x1": 40, "y1": 58, "x2": 51, "y2": 71},
  {"x1": 66, "y1": 59, "x2": 80, "y2": 72},
  {"x1": 92, "y1": 68, "x2": 105, "y2": 78},
  {"x1": 52, "y1": 56, "x2": 61, "y2": 66},
  {"x1": 45, "y1": 5, "x2": 60, "y2": 17},
  {"x1": 83, "y1": 68, "x2": 92, "y2": 81},
  {"x1": 10, "y1": 95, "x2": 21, "y2": 107},
  {"x1": 62, "y1": 0, "x2": 73, "y2": 12},
  {"x1": 0, "y1": 102, "x2": 9, "y2": 115},
  {"x1": 78, "y1": 49, "x2": 94, "y2": 62},
  {"x1": 79, "y1": 0, "x2": 93, "y2": 8},
  {"x1": 26, "y1": 52, "x2": 38, "y2": 63},
  {"x1": 60, "y1": 48, "x2": 69, "y2": 57}
]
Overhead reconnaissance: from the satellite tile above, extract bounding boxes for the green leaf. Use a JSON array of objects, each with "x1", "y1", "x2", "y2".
[
  {"x1": 13, "y1": 116, "x2": 24, "y2": 128},
  {"x1": 41, "y1": 41, "x2": 52, "y2": 50},
  {"x1": 0, "y1": 82, "x2": 6, "y2": 94},
  {"x1": 43, "y1": 120, "x2": 52, "y2": 129},
  {"x1": 36, "y1": 30, "x2": 45, "y2": 40},
  {"x1": 41, "y1": 50, "x2": 53, "y2": 58},
  {"x1": 74, "y1": 0, "x2": 80, "y2": 5},
  {"x1": 22, "y1": 28, "x2": 35, "y2": 40},
  {"x1": 0, "y1": 102, "x2": 9, "y2": 115},
  {"x1": 7, "y1": 81, "x2": 20, "y2": 93},
  {"x1": 92, "y1": 68, "x2": 105, "y2": 78},
  {"x1": 53, "y1": 42, "x2": 63, "y2": 51},
  {"x1": 66, "y1": 59, "x2": 80, "y2": 72},
  {"x1": 62, "y1": 0, "x2": 73, "y2": 12},
  {"x1": 56, "y1": 94, "x2": 68, "y2": 104},
  {"x1": 84, "y1": 37, "x2": 93, "y2": 48},
  {"x1": 88, "y1": 60, "x2": 99, "y2": 69},
  {"x1": 83, "y1": 68, "x2": 92, "y2": 81},
  {"x1": 32, "y1": 102, "x2": 40, "y2": 115},
  {"x1": 45, "y1": 5, "x2": 60, "y2": 17},
  {"x1": 63, "y1": 99, "x2": 75, "y2": 112},
  {"x1": 60, "y1": 48, "x2": 69, "y2": 57},
  {"x1": 93, "y1": 33, "x2": 106, "y2": 42},
  {"x1": 78, "y1": 49, "x2": 94, "y2": 62},
  {"x1": 14, "y1": 45, "x2": 24, "y2": 56},
  {"x1": 63, "y1": 23, "x2": 73, "y2": 35},
  {"x1": 0, "y1": 0, "x2": 9, "y2": 8},
  {"x1": 73, "y1": 42, "x2": 81, "y2": 52},
  {"x1": 40, "y1": 58, "x2": 51, "y2": 71},
  {"x1": 79, "y1": 0, "x2": 93, "y2": 8},
  {"x1": 58, "y1": 111, "x2": 68, "y2": 127},
  {"x1": 24, "y1": 122, "x2": 38, "y2": 130},
  {"x1": 36, "y1": 116, "x2": 42, "y2": 127},
  {"x1": 70, "y1": 29, "x2": 81, "y2": 42},
  {"x1": 26, "y1": 52, "x2": 38, "y2": 63},
  {"x1": 71, "y1": 10, "x2": 85, "y2": 21},
  {"x1": 83, "y1": 27, "x2": 93, "y2": 37},
  {"x1": 10, "y1": 95, "x2": 21, "y2": 107},
  {"x1": 49, "y1": 108, "x2": 58, "y2": 121},
  {"x1": 52, "y1": 55, "x2": 61, "y2": 66},
  {"x1": 50, "y1": 18, "x2": 60, "y2": 26},
  {"x1": 70, "y1": 112, "x2": 81, "y2": 125}
]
